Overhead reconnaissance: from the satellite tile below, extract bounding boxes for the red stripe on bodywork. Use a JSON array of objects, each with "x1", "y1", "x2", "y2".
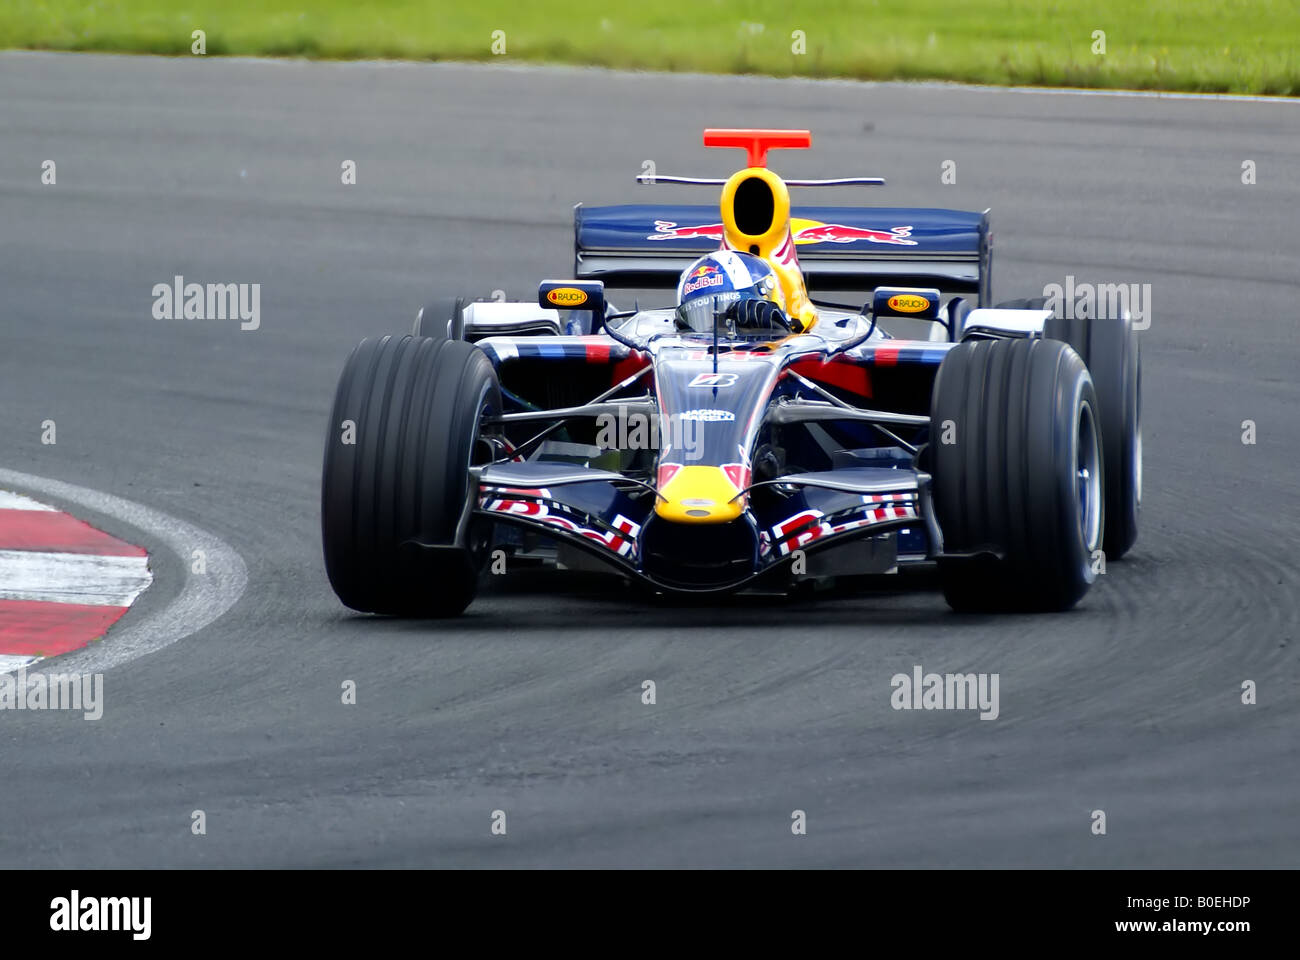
[
  {"x1": 657, "y1": 464, "x2": 682, "y2": 488},
  {"x1": 788, "y1": 358, "x2": 872, "y2": 397},
  {"x1": 611, "y1": 351, "x2": 651, "y2": 386},
  {"x1": 0, "y1": 599, "x2": 130, "y2": 656},
  {"x1": 874, "y1": 345, "x2": 900, "y2": 366},
  {"x1": 722, "y1": 464, "x2": 751, "y2": 490},
  {"x1": 0, "y1": 509, "x2": 146, "y2": 557},
  {"x1": 584, "y1": 342, "x2": 612, "y2": 362}
]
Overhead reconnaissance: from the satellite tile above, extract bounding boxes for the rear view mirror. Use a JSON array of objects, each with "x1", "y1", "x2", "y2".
[
  {"x1": 871, "y1": 286, "x2": 942, "y2": 322},
  {"x1": 538, "y1": 280, "x2": 606, "y2": 329}
]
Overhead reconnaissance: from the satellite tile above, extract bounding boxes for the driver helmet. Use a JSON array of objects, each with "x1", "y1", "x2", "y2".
[{"x1": 674, "y1": 251, "x2": 783, "y2": 334}]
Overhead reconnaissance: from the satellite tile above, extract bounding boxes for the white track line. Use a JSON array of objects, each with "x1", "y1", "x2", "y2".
[
  {"x1": 0, "y1": 549, "x2": 152, "y2": 607},
  {"x1": 0, "y1": 654, "x2": 36, "y2": 673},
  {"x1": 0, "y1": 469, "x2": 247, "y2": 676},
  {"x1": 0, "y1": 490, "x2": 58, "y2": 511}
]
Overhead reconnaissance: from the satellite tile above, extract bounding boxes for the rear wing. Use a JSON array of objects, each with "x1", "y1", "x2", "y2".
[{"x1": 574, "y1": 204, "x2": 991, "y2": 305}]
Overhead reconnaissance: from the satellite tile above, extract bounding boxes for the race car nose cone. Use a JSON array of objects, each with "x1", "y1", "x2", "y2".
[{"x1": 655, "y1": 466, "x2": 745, "y2": 524}]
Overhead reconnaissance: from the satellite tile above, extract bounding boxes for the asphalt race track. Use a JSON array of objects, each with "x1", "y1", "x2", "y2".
[{"x1": 1, "y1": 52, "x2": 1297, "y2": 867}]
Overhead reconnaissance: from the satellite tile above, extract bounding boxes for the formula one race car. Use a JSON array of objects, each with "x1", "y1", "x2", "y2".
[{"x1": 321, "y1": 128, "x2": 1140, "y2": 616}]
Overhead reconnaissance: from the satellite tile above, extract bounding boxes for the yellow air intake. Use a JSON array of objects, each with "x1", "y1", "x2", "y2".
[{"x1": 719, "y1": 167, "x2": 817, "y2": 330}]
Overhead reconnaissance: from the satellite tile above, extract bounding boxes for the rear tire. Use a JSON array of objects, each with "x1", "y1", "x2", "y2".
[
  {"x1": 931, "y1": 338, "x2": 1103, "y2": 612},
  {"x1": 995, "y1": 297, "x2": 1141, "y2": 559},
  {"x1": 321, "y1": 335, "x2": 499, "y2": 616},
  {"x1": 413, "y1": 297, "x2": 466, "y2": 340},
  {"x1": 1044, "y1": 313, "x2": 1141, "y2": 559},
  {"x1": 992, "y1": 297, "x2": 1049, "y2": 311}
]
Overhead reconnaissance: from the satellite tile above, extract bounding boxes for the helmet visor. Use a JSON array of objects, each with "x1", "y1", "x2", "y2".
[{"x1": 675, "y1": 291, "x2": 741, "y2": 334}]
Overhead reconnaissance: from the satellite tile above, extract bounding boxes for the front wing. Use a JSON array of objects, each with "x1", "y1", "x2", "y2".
[{"x1": 473, "y1": 462, "x2": 934, "y2": 592}]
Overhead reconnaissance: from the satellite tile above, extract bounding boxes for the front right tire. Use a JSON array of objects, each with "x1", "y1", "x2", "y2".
[{"x1": 321, "y1": 335, "x2": 499, "y2": 616}]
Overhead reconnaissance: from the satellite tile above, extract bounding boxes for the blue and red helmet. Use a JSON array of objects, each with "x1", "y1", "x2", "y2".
[{"x1": 675, "y1": 251, "x2": 781, "y2": 334}]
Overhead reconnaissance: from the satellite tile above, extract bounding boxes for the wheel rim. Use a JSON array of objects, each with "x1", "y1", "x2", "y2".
[
  {"x1": 465, "y1": 382, "x2": 500, "y2": 561},
  {"x1": 1134, "y1": 422, "x2": 1143, "y2": 507},
  {"x1": 472, "y1": 390, "x2": 500, "y2": 467},
  {"x1": 1134, "y1": 361, "x2": 1142, "y2": 507},
  {"x1": 1077, "y1": 400, "x2": 1102, "y2": 551}
]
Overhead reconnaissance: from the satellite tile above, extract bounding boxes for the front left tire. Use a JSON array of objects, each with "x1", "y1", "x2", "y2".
[{"x1": 931, "y1": 337, "x2": 1103, "y2": 612}]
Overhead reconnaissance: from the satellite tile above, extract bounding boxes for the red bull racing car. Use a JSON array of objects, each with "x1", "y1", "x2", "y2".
[{"x1": 321, "y1": 129, "x2": 1141, "y2": 616}]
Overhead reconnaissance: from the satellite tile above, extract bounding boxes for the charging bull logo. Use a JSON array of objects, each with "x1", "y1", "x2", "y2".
[
  {"x1": 791, "y1": 220, "x2": 917, "y2": 245},
  {"x1": 649, "y1": 220, "x2": 726, "y2": 241},
  {"x1": 649, "y1": 218, "x2": 916, "y2": 246}
]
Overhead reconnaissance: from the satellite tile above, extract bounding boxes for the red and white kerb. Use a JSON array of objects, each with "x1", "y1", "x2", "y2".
[{"x1": 0, "y1": 491, "x2": 152, "y2": 673}]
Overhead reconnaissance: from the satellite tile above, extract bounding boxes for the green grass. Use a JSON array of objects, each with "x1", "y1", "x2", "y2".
[{"x1": 3, "y1": 0, "x2": 1298, "y2": 95}]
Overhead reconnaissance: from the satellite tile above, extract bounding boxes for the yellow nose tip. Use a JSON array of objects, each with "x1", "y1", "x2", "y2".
[{"x1": 655, "y1": 466, "x2": 745, "y2": 524}]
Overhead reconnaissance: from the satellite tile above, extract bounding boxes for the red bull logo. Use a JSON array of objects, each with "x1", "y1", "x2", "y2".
[
  {"x1": 648, "y1": 218, "x2": 917, "y2": 246},
  {"x1": 690, "y1": 264, "x2": 720, "y2": 277},
  {"x1": 682, "y1": 269, "x2": 725, "y2": 295},
  {"x1": 790, "y1": 221, "x2": 916, "y2": 245},
  {"x1": 649, "y1": 220, "x2": 726, "y2": 241}
]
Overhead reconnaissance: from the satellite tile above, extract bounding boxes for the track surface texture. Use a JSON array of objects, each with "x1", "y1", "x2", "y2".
[{"x1": 1, "y1": 53, "x2": 1297, "y2": 867}]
